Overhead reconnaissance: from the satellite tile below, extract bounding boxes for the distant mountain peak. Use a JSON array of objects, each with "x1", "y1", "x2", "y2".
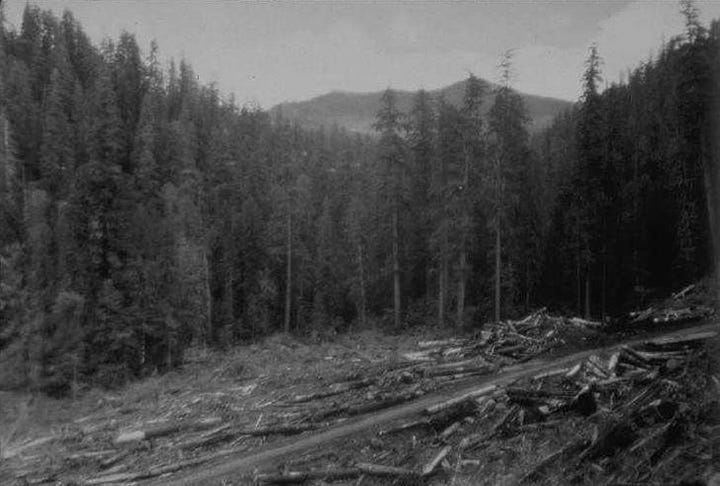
[{"x1": 270, "y1": 78, "x2": 573, "y2": 134}]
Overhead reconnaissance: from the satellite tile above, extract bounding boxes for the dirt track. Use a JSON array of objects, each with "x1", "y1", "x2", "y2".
[{"x1": 153, "y1": 322, "x2": 719, "y2": 485}]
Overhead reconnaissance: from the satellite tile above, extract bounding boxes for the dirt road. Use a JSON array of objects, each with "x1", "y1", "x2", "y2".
[{"x1": 154, "y1": 322, "x2": 718, "y2": 485}]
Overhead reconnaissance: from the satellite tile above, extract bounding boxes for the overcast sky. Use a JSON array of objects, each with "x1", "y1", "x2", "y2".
[{"x1": 4, "y1": 1, "x2": 720, "y2": 108}]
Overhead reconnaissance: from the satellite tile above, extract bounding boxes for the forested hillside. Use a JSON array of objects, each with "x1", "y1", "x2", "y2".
[{"x1": 0, "y1": 3, "x2": 718, "y2": 396}]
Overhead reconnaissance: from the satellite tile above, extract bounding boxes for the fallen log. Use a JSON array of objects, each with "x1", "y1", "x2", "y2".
[
  {"x1": 314, "y1": 393, "x2": 417, "y2": 421},
  {"x1": 256, "y1": 468, "x2": 361, "y2": 484},
  {"x1": 355, "y1": 462, "x2": 418, "y2": 478},
  {"x1": 422, "y1": 446, "x2": 451, "y2": 476},
  {"x1": 427, "y1": 357, "x2": 489, "y2": 371},
  {"x1": 177, "y1": 424, "x2": 235, "y2": 450},
  {"x1": 439, "y1": 421, "x2": 461, "y2": 440},
  {"x1": 424, "y1": 385, "x2": 496, "y2": 415},
  {"x1": 378, "y1": 418, "x2": 429, "y2": 436},
  {"x1": 99, "y1": 450, "x2": 130, "y2": 470},
  {"x1": 425, "y1": 365, "x2": 492, "y2": 378},
  {"x1": 84, "y1": 457, "x2": 211, "y2": 484},
  {"x1": 671, "y1": 283, "x2": 695, "y2": 300},
  {"x1": 569, "y1": 317, "x2": 603, "y2": 328},
  {"x1": 289, "y1": 378, "x2": 373, "y2": 403},
  {"x1": 532, "y1": 367, "x2": 571, "y2": 381},
  {"x1": 458, "y1": 432, "x2": 490, "y2": 451},
  {"x1": 646, "y1": 330, "x2": 717, "y2": 346},
  {"x1": 114, "y1": 417, "x2": 222, "y2": 444},
  {"x1": 418, "y1": 338, "x2": 467, "y2": 349},
  {"x1": 237, "y1": 423, "x2": 322, "y2": 436}
]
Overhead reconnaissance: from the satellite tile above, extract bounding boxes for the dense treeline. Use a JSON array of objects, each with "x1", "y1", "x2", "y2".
[
  {"x1": 536, "y1": 7, "x2": 720, "y2": 317},
  {"x1": 0, "y1": 3, "x2": 718, "y2": 395}
]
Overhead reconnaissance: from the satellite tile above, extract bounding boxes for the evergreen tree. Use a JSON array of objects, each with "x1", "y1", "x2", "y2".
[{"x1": 374, "y1": 89, "x2": 406, "y2": 328}]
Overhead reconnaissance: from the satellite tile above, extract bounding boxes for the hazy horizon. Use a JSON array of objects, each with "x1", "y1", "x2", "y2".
[{"x1": 5, "y1": 1, "x2": 720, "y2": 108}]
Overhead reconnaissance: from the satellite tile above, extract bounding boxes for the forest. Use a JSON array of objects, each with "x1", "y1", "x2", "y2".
[{"x1": 0, "y1": 2, "x2": 719, "y2": 396}]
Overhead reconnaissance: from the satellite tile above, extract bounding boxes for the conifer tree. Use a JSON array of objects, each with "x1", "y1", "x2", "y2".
[{"x1": 374, "y1": 89, "x2": 406, "y2": 328}]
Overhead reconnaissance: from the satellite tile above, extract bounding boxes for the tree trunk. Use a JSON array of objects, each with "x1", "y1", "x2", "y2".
[
  {"x1": 457, "y1": 250, "x2": 466, "y2": 327},
  {"x1": 202, "y1": 248, "x2": 212, "y2": 345},
  {"x1": 225, "y1": 264, "x2": 234, "y2": 338},
  {"x1": 392, "y1": 205, "x2": 401, "y2": 328},
  {"x1": 601, "y1": 254, "x2": 607, "y2": 320},
  {"x1": 525, "y1": 263, "x2": 531, "y2": 312},
  {"x1": 457, "y1": 152, "x2": 470, "y2": 327},
  {"x1": 576, "y1": 248, "x2": 582, "y2": 315},
  {"x1": 284, "y1": 210, "x2": 292, "y2": 334},
  {"x1": 495, "y1": 221, "x2": 501, "y2": 323},
  {"x1": 357, "y1": 243, "x2": 367, "y2": 329},
  {"x1": 439, "y1": 216, "x2": 448, "y2": 326},
  {"x1": 584, "y1": 272, "x2": 591, "y2": 319}
]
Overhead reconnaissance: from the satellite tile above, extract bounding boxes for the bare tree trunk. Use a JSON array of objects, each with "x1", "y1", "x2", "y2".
[
  {"x1": 457, "y1": 251, "x2": 466, "y2": 327},
  {"x1": 438, "y1": 260, "x2": 445, "y2": 326},
  {"x1": 584, "y1": 271, "x2": 591, "y2": 319},
  {"x1": 357, "y1": 243, "x2": 367, "y2": 329},
  {"x1": 576, "y1": 245, "x2": 581, "y2": 314},
  {"x1": 392, "y1": 205, "x2": 401, "y2": 328},
  {"x1": 525, "y1": 263, "x2": 530, "y2": 312},
  {"x1": 494, "y1": 221, "x2": 501, "y2": 323},
  {"x1": 439, "y1": 216, "x2": 448, "y2": 326},
  {"x1": 457, "y1": 153, "x2": 470, "y2": 327},
  {"x1": 203, "y1": 249, "x2": 212, "y2": 345},
  {"x1": 225, "y1": 267, "x2": 234, "y2": 338},
  {"x1": 601, "y1": 254, "x2": 607, "y2": 320},
  {"x1": 284, "y1": 210, "x2": 292, "y2": 333}
]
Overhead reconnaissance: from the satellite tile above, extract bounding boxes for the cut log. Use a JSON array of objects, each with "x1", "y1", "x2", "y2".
[
  {"x1": 565, "y1": 363, "x2": 582, "y2": 378},
  {"x1": 401, "y1": 351, "x2": 435, "y2": 362},
  {"x1": 66, "y1": 450, "x2": 115, "y2": 461},
  {"x1": 422, "y1": 446, "x2": 451, "y2": 476},
  {"x1": 114, "y1": 417, "x2": 222, "y2": 444},
  {"x1": 646, "y1": 330, "x2": 717, "y2": 346},
  {"x1": 425, "y1": 365, "x2": 492, "y2": 378},
  {"x1": 237, "y1": 423, "x2": 322, "y2": 436},
  {"x1": 256, "y1": 468, "x2": 361, "y2": 484},
  {"x1": 458, "y1": 432, "x2": 490, "y2": 451},
  {"x1": 672, "y1": 283, "x2": 695, "y2": 299},
  {"x1": 532, "y1": 367, "x2": 571, "y2": 381},
  {"x1": 84, "y1": 472, "x2": 140, "y2": 485},
  {"x1": 424, "y1": 385, "x2": 496, "y2": 415},
  {"x1": 355, "y1": 463, "x2": 418, "y2": 478},
  {"x1": 418, "y1": 338, "x2": 467, "y2": 349},
  {"x1": 569, "y1": 317, "x2": 603, "y2": 328},
  {"x1": 314, "y1": 393, "x2": 416, "y2": 421},
  {"x1": 99, "y1": 451, "x2": 130, "y2": 470},
  {"x1": 439, "y1": 422, "x2": 461, "y2": 440},
  {"x1": 177, "y1": 424, "x2": 235, "y2": 450},
  {"x1": 378, "y1": 418, "x2": 429, "y2": 436},
  {"x1": 631, "y1": 306, "x2": 655, "y2": 323},
  {"x1": 428, "y1": 357, "x2": 490, "y2": 371},
  {"x1": 289, "y1": 379, "x2": 373, "y2": 403}
]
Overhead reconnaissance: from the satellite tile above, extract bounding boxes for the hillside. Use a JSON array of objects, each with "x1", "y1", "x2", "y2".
[{"x1": 270, "y1": 79, "x2": 573, "y2": 133}]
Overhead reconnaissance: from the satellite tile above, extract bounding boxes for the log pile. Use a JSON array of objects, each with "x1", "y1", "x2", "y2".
[
  {"x1": 253, "y1": 329, "x2": 719, "y2": 485},
  {"x1": 626, "y1": 283, "x2": 715, "y2": 327},
  {"x1": 4, "y1": 292, "x2": 716, "y2": 486}
]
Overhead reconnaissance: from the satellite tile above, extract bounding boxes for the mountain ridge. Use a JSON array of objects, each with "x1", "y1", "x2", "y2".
[{"x1": 270, "y1": 78, "x2": 574, "y2": 134}]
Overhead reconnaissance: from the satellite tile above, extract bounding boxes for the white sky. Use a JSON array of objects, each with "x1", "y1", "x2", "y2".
[{"x1": 4, "y1": 1, "x2": 720, "y2": 108}]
